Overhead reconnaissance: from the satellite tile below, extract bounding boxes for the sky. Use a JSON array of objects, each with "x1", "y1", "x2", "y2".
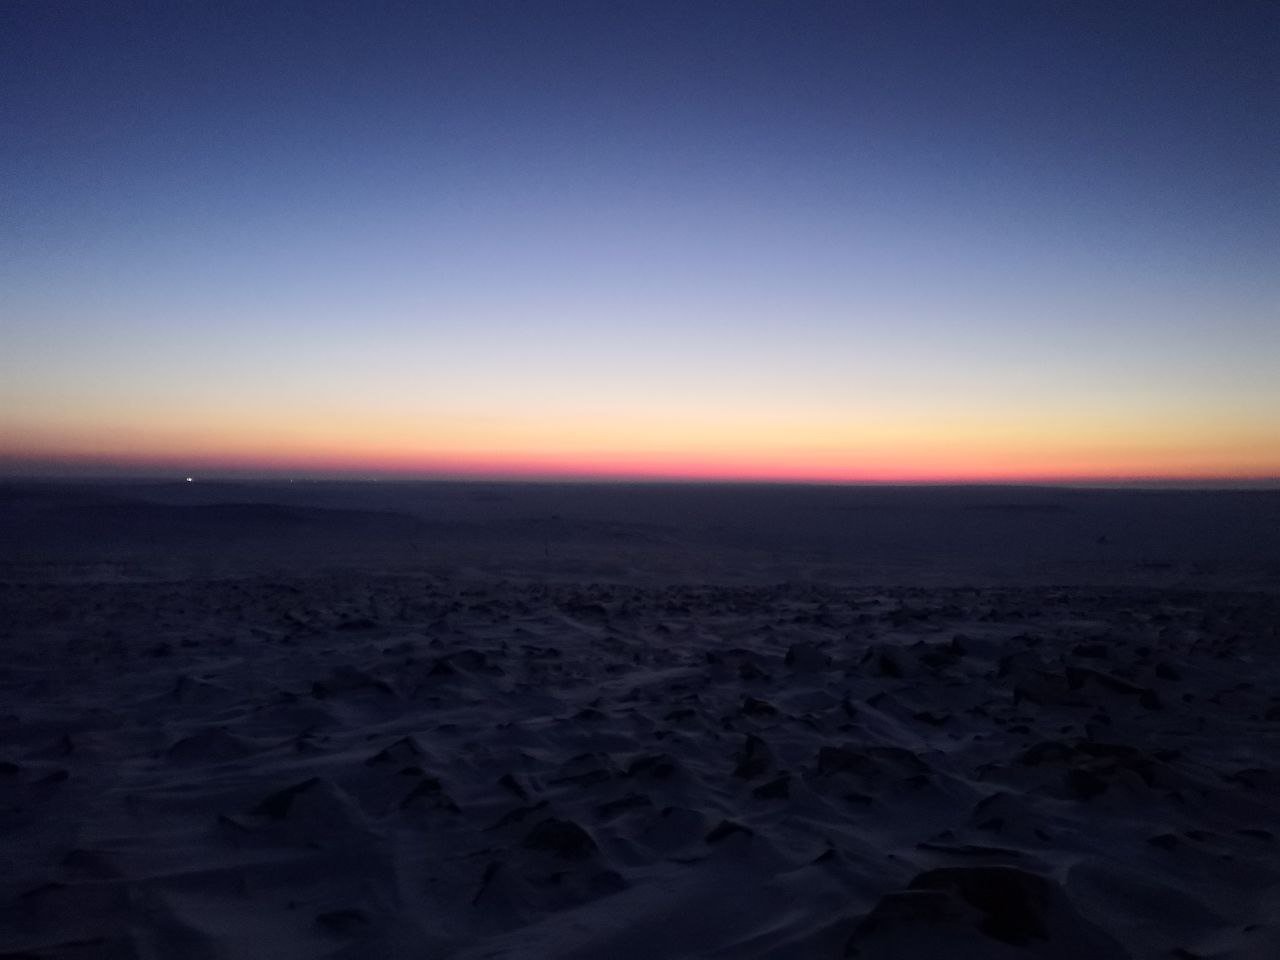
[{"x1": 2, "y1": 1, "x2": 1277, "y2": 483}]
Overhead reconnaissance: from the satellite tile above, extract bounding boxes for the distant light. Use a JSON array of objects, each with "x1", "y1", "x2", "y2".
[{"x1": 185, "y1": 477, "x2": 194, "y2": 482}]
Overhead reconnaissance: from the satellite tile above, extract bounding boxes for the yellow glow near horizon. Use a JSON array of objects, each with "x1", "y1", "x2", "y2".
[{"x1": 4, "y1": 403, "x2": 1277, "y2": 482}]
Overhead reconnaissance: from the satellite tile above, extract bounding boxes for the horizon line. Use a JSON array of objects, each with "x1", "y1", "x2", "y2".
[{"x1": 3, "y1": 471, "x2": 1278, "y2": 491}]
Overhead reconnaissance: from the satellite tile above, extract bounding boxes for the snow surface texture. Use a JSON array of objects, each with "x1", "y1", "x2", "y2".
[{"x1": 1, "y1": 482, "x2": 1279, "y2": 959}]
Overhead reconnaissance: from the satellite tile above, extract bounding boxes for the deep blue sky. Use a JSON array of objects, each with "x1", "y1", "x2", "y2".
[{"x1": 3, "y1": 1, "x2": 1277, "y2": 479}]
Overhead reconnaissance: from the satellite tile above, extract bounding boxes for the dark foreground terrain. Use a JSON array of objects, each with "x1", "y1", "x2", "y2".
[{"x1": 1, "y1": 482, "x2": 1278, "y2": 959}]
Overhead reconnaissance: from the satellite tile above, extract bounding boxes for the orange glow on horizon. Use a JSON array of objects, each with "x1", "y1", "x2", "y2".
[
  {"x1": 4, "y1": 404, "x2": 1277, "y2": 484},
  {"x1": 6, "y1": 446, "x2": 1278, "y2": 486}
]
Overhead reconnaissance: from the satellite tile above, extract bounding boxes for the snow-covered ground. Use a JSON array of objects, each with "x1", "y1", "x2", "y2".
[{"x1": 2, "y1": 482, "x2": 1278, "y2": 959}]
